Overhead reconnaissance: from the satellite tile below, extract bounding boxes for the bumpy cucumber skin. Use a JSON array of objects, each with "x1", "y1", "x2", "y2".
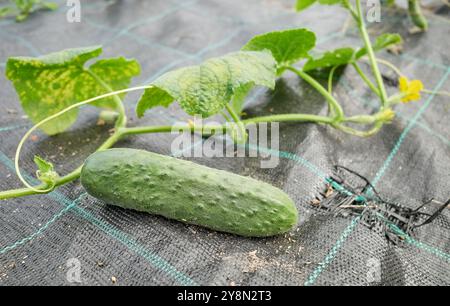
[{"x1": 81, "y1": 148, "x2": 298, "y2": 237}]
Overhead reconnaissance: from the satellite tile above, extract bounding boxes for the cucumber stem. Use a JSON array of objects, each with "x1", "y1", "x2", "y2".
[
  {"x1": 287, "y1": 66, "x2": 344, "y2": 122},
  {"x1": 0, "y1": 110, "x2": 375, "y2": 200},
  {"x1": 408, "y1": 0, "x2": 428, "y2": 30},
  {"x1": 352, "y1": 62, "x2": 381, "y2": 97},
  {"x1": 354, "y1": 0, "x2": 389, "y2": 109}
]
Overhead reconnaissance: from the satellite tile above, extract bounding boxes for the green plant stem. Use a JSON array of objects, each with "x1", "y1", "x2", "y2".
[
  {"x1": 354, "y1": 0, "x2": 389, "y2": 108},
  {"x1": 220, "y1": 110, "x2": 231, "y2": 122},
  {"x1": 328, "y1": 65, "x2": 338, "y2": 94},
  {"x1": 375, "y1": 58, "x2": 402, "y2": 77},
  {"x1": 327, "y1": 65, "x2": 339, "y2": 117},
  {"x1": 120, "y1": 124, "x2": 227, "y2": 136},
  {"x1": 242, "y1": 114, "x2": 334, "y2": 125},
  {"x1": 287, "y1": 66, "x2": 344, "y2": 121},
  {"x1": 0, "y1": 81, "x2": 387, "y2": 201},
  {"x1": 368, "y1": 59, "x2": 450, "y2": 98},
  {"x1": 225, "y1": 104, "x2": 242, "y2": 123},
  {"x1": 0, "y1": 129, "x2": 124, "y2": 200},
  {"x1": 387, "y1": 93, "x2": 406, "y2": 105},
  {"x1": 0, "y1": 112, "x2": 340, "y2": 200},
  {"x1": 422, "y1": 89, "x2": 450, "y2": 97},
  {"x1": 408, "y1": 0, "x2": 428, "y2": 30},
  {"x1": 334, "y1": 121, "x2": 383, "y2": 137},
  {"x1": 344, "y1": 115, "x2": 376, "y2": 124},
  {"x1": 225, "y1": 103, "x2": 247, "y2": 143},
  {"x1": 352, "y1": 62, "x2": 380, "y2": 97},
  {"x1": 342, "y1": 0, "x2": 359, "y2": 20}
]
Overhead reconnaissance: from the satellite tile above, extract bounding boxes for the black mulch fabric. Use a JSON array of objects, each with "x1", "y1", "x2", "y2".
[{"x1": 0, "y1": 0, "x2": 449, "y2": 285}]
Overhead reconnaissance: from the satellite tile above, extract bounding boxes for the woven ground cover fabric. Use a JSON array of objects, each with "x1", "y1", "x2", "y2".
[{"x1": 0, "y1": 0, "x2": 449, "y2": 285}]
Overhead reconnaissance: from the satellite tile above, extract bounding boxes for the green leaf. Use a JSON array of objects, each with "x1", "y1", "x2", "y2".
[
  {"x1": 295, "y1": 0, "x2": 317, "y2": 12},
  {"x1": 355, "y1": 33, "x2": 402, "y2": 59},
  {"x1": 136, "y1": 51, "x2": 277, "y2": 118},
  {"x1": 295, "y1": 0, "x2": 342, "y2": 11},
  {"x1": 302, "y1": 34, "x2": 402, "y2": 72},
  {"x1": 42, "y1": 2, "x2": 58, "y2": 10},
  {"x1": 231, "y1": 83, "x2": 254, "y2": 115},
  {"x1": 242, "y1": 28, "x2": 316, "y2": 74},
  {"x1": 88, "y1": 57, "x2": 141, "y2": 108},
  {"x1": 34, "y1": 155, "x2": 54, "y2": 173},
  {"x1": 34, "y1": 155, "x2": 59, "y2": 186},
  {"x1": 303, "y1": 47, "x2": 355, "y2": 71},
  {"x1": 6, "y1": 46, "x2": 140, "y2": 135}
]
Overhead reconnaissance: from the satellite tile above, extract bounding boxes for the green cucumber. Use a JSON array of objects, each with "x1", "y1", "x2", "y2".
[{"x1": 80, "y1": 148, "x2": 298, "y2": 237}]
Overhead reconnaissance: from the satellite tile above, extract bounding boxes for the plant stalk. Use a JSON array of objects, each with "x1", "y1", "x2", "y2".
[
  {"x1": 354, "y1": 0, "x2": 389, "y2": 108},
  {"x1": 287, "y1": 66, "x2": 344, "y2": 121}
]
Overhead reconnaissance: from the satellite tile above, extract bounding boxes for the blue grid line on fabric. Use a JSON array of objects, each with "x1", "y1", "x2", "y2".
[
  {"x1": 0, "y1": 149, "x2": 198, "y2": 286},
  {"x1": 141, "y1": 27, "x2": 346, "y2": 85},
  {"x1": 399, "y1": 53, "x2": 449, "y2": 71},
  {"x1": 82, "y1": 17, "x2": 195, "y2": 59},
  {"x1": 246, "y1": 143, "x2": 450, "y2": 267},
  {"x1": 410, "y1": 119, "x2": 450, "y2": 147},
  {"x1": 97, "y1": 0, "x2": 200, "y2": 48},
  {"x1": 0, "y1": 110, "x2": 205, "y2": 283},
  {"x1": 244, "y1": 143, "x2": 355, "y2": 198},
  {"x1": 338, "y1": 78, "x2": 450, "y2": 148},
  {"x1": 385, "y1": 223, "x2": 450, "y2": 262},
  {"x1": 1, "y1": 117, "x2": 353, "y2": 283},
  {"x1": 0, "y1": 193, "x2": 85, "y2": 255},
  {"x1": 85, "y1": 1, "x2": 350, "y2": 86},
  {"x1": 405, "y1": 236, "x2": 450, "y2": 262},
  {"x1": 1, "y1": 2, "x2": 346, "y2": 143},
  {"x1": 0, "y1": 124, "x2": 29, "y2": 133},
  {"x1": 369, "y1": 68, "x2": 450, "y2": 190},
  {"x1": 304, "y1": 216, "x2": 361, "y2": 286},
  {"x1": 0, "y1": 31, "x2": 41, "y2": 56},
  {"x1": 303, "y1": 68, "x2": 450, "y2": 286},
  {"x1": 122, "y1": 31, "x2": 194, "y2": 59},
  {"x1": 0, "y1": 0, "x2": 446, "y2": 284},
  {"x1": 122, "y1": 0, "x2": 200, "y2": 34},
  {"x1": 70, "y1": 204, "x2": 198, "y2": 286},
  {"x1": 2, "y1": 134, "x2": 449, "y2": 284},
  {"x1": 184, "y1": 5, "x2": 246, "y2": 26},
  {"x1": 141, "y1": 57, "x2": 187, "y2": 85},
  {"x1": 0, "y1": 137, "x2": 204, "y2": 257}
]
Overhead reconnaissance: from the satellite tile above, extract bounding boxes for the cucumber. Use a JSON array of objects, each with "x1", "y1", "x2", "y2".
[{"x1": 80, "y1": 148, "x2": 298, "y2": 237}]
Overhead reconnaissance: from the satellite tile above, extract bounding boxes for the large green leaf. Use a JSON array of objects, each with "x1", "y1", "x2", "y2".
[
  {"x1": 303, "y1": 47, "x2": 355, "y2": 71},
  {"x1": 295, "y1": 0, "x2": 342, "y2": 12},
  {"x1": 242, "y1": 28, "x2": 316, "y2": 74},
  {"x1": 302, "y1": 33, "x2": 402, "y2": 71},
  {"x1": 136, "y1": 51, "x2": 277, "y2": 118},
  {"x1": 6, "y1": 46, "x2": 140, "y2": 135},
  {"x1": 295, "y1": 0, "x2": 317, "y2": 11},
  {"x1": 355, "y1": 33, "x2": 402, "y2": 59}
]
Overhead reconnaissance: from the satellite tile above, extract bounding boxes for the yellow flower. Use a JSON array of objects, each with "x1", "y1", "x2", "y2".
[{"x1": 399, "y1": 76, "x2": 423, "y2": 103}]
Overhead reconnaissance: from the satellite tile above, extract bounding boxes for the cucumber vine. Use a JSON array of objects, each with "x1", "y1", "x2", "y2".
[{"x1": 0, "y1": 0, "x2": 444, "y2": 201}]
